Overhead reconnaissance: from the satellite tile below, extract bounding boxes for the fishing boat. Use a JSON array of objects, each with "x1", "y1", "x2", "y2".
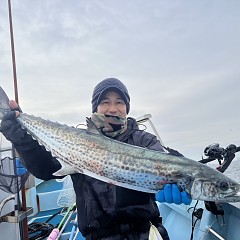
[{"x1": 1, "y1": 1, "x2": 240, "y2": 239}]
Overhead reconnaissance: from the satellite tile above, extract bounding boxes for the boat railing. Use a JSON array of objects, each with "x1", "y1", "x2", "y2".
[
  {"x1": 136, "y1": 113, "x2": 165, "y2": 147},
  {"x1": 208, "y1": 227, "x2": 225, "y2": 240}
]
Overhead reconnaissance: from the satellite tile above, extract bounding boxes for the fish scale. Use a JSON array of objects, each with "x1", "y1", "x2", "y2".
[{"x1": 1, "y1": 86, "x2": 240, "y2": 202}]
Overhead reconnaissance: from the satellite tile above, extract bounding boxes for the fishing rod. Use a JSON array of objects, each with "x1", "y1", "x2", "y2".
[
  {"x1": 56, "y1": 208, "x2": 76, "y2": 240},
  {"x1": 69, "y1": 215, "x2": 78, "y2": 240},
  {"x1": 47, "y1": 203, "x2": 76, "y2": 240},
  {"x1": 72, "y1": 228, "x2": 80, "y2": 240},
  {"x1": 7, "y1": 0, "x2": 29, "y2": 239}
]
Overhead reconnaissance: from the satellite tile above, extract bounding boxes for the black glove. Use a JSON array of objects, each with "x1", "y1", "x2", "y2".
[{"x1": 0, "y1": 111, "x2": 38, "y2": 150}]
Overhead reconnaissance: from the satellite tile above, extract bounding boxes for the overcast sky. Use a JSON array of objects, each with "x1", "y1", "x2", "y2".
[{"x1": 0, "y1": 0, "x2": 240, "y2": 160}]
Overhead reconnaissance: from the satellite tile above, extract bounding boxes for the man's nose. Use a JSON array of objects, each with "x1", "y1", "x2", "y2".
[{"x1": 108, "y1": 103, "x2": 118, "y2": 112}]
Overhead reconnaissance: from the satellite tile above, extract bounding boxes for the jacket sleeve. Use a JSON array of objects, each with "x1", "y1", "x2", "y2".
[{"x1": 16, "y1": 143, "x2": 62, "y2": 181}]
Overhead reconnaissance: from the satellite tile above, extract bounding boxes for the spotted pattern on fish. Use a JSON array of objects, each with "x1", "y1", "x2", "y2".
[{"x1": 14, "y1": 113, "x2": 240, "y2": 202}]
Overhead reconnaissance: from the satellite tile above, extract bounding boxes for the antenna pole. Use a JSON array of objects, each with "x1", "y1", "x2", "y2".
[
  {"x1": 8, "y1": 1, "x2": 29, "y2": 239},
  {"x1": 8, "y1": 0, "x2": 19, "y2": 103}
]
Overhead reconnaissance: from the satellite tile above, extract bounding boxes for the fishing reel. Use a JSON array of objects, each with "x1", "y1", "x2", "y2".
[
  {"x1": 203, "y1": 143, "x2": 225, "y2": 160},
  {"x1": 199, "y1": 143, "x2": 240, "y2": 173},
  {"x1": 200, "y1": 143, "x2": 240, "y2": 217},
  {"x1": 204, "y1": 143, "x2": 238, "y2": 158}
]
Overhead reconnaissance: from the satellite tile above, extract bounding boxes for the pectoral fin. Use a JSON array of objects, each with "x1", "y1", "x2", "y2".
[{"x1": 53, "y1": 165, "x2": 81, "y2": 176}]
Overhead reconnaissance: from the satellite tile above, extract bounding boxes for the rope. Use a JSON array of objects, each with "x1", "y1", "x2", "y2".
[
  {"x1": 28, "y1": 222, "x2": 55, "y2": 240},
  {"x1": 28, "y1": 209, "x2": 62, "y2": 240}
]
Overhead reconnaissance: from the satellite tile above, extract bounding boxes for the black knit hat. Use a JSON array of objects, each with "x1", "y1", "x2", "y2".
[{"x1": 92, "y1": 78, "x2": 130, "y2": 113}]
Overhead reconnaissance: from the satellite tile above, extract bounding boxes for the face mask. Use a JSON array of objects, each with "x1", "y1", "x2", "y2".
[{"x1": 91, "y1": 113, "x2": 127, "y2": 138}]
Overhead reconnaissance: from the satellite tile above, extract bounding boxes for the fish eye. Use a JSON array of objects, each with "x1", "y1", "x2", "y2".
[{"x1": 219, "y1": 182, "x2": 229, "y2": 191}]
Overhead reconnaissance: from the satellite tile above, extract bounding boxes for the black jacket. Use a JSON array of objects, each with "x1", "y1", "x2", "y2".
[{"x1": 16, "y1": 117, "x2": 166, "y2": 237}]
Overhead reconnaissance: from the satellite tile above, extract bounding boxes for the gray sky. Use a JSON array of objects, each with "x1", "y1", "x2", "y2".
[{"x1": 1, "y1": 0, "x2": 240, "y2": 160}]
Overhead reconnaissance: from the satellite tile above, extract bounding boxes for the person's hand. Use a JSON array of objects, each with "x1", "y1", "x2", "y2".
[
  {"x1": 155, "y1": 184, "x2": 192, "y2": 205},
  {"x1": 0, "y1": 100, "x2": 21, "y2": 142},
  {"x1": 0, "y1": 100, "x2": 36, "y2": 149},
  {"x1": 9, "y1": 99, "x2": 19, "y2": 110}
]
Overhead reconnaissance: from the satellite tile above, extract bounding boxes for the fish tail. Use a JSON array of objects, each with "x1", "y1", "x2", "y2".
[{"x1": 0, "y1": 86, "x2": 11, "y2": 120}]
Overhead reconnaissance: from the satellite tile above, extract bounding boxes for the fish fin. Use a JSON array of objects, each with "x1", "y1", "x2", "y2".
[
  {"x1": 149, "y1": 224, "x2": 163, "y2": 240},
  {"x1": 86, "y1": 117, "x2": 101, "y2": 134},
  {"x1": 53, "y1": 165, "x2": 82, "y2": 176},
  {"x1": 52, "y1": 158, "x2": 81, "y2": 176},
  {"x1": 0, "y1": 86, "x2": 11, "y2": 120}
]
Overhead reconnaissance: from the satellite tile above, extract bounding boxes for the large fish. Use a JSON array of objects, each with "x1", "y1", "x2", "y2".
[{"x1": 0, "y1": 86, "x2": 240, "y2": 202}]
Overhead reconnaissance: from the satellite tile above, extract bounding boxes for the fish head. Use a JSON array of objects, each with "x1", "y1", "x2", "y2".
[{"x1": 191, "y1": 177, "x2": 240, "y2": 202}]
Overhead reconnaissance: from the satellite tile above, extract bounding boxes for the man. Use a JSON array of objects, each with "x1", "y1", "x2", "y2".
[{"x1": 0, "y1": 78, "x2": 191, "y2": 239}]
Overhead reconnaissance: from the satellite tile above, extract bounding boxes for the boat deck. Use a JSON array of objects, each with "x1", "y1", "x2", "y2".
[{"x1": 26, "y1": 178, "x2": 84, "y2": 240}]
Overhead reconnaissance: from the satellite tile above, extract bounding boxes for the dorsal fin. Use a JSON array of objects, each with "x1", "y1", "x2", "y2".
[{"x1": 86, "y1": 117, "x2": 101, "y2": 134}]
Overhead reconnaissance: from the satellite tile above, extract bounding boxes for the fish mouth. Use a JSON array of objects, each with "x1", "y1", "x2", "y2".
[
  {"x1": 218, "y1": 190, "x2": 240, "y2": 202},
  {"x1": 232, "y1": 191, "x2": 240, "y2": 198},
  {"x1": 220, "y1": 183, "x2": 240, "y2": 202}
]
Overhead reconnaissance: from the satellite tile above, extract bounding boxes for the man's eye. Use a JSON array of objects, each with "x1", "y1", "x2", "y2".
[
  {"x1": 100, "y1": 100, "x2": 109, "y2": 104},
  {"x1": 117, "y1": 101, "x2": 125, "y2": 104}
]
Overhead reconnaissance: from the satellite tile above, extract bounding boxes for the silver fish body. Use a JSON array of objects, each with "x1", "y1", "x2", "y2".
[
  {"x1": 16, "y1": 113, "x2": 240, "y2": 202},
  {"x1": 0, "y1": 86, "x2": 240, "y2": 202}
]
